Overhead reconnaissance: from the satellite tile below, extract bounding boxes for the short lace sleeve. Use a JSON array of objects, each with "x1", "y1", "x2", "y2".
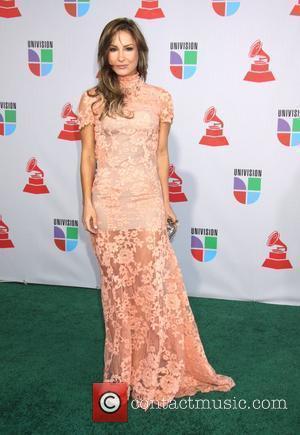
[
  {"x1": 159, "y1": 89, "x2": 174, "y2": 124},
  {"x1": 76, "y1": 89, "x2": 99, "y2": 130}
]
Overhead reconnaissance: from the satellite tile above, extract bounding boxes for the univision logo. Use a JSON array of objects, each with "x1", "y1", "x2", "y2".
[
  {"x1": 191, "y1": 228, "x2": 218, "y2": 262},
  {"x1": 28, "y1": 41, "x2": 53, "y2": 77},
  {"x1": 277, "y1": 109, "x2": 300, "y2": 147},
  {"x1": 54, "y1": 218, "x2": 78, "y2": 252},
  {"x1": 212, "y1": 0, "x2": 240, "y2": 16},
  {"x1": 233, "y1": 168, "x2": 262, "y2": 204},
  {"x1": 170, "y1": 42, "x2": 198, "y2": 79},
  {"x1": 64, "y1": 0, "x2": 90, "y2": 17},
  {"x1": 0, "y1": 102, "x2": 16, "y2": 136}
]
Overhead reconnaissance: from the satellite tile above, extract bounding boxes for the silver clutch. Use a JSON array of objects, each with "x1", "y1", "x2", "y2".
[{"x1": 167, "y1": 217, "x2": 178, "y2": 241}]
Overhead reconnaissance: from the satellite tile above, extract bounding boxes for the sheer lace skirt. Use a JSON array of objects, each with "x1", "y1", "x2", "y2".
[{"x1": 90, "y1": 226, "x2": 235, "y2": 411}]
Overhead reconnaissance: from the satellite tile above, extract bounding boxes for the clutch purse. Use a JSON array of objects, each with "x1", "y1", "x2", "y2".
[{"x1": 167, "y1": 217, "x2": 178, "y2": 241}]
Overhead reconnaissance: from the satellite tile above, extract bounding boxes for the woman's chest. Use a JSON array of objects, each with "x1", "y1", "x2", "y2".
[{"x1": 98, "y1": 93, "x2": 160, "y2": 135}]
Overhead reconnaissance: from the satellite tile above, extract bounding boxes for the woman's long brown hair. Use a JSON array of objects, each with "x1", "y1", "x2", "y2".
[{"x1": 87, "y1": 17, "x2": 149, "y2": 120}]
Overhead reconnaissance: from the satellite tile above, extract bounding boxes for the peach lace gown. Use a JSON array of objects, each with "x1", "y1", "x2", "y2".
[{"x1": 77, "y1": 72, "x2": 235, "y2": 411}]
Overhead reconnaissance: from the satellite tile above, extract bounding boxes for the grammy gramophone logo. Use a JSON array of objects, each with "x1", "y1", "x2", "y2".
[
  {"x1": 23, "y1": 158, "x2": 49, "y2": 194},
  {"x1": 262, "y1": 231, "x2": 292, "y2": 270},
  {"x1": 58, "y1": 103, "x2": 81, "y2": 141},
  {"x1": 54, "y1": 218, "x2": 78, "y2": 252},
  {"x1": 0, "y1": 0, "x2": 21, "y2": 18},
  {"x1": 212, "y1": 0, "x2": 240, "y2": 17},
  {"x1": 277, "y1": 109, "x2": 300, "y2": 147},
  {"x1": 191, "y1": 228, "x2": 218, "y2": 263},
  {"x1": 0, "y1": 102, "x2": 16, "y2": 136},
  {"x1": 244, "y1": 40, "x2": 275, "y2": 83},
  {"x1": 199, "y1": 106, "x2": 229, "y2": 146},
  {"x1": 0, "y1": 215, "x2": 14, "y2": 249},
  {"x1": 168, "y1": 164, "x2": 187, "y2": 202},
  {"x1": 135, "y1": 0, "x2": 165, "y2": 19},
  {"x1": 233, "y1": 168, "x2": 262, "y2": 205},
  {"x1": 28, "y1": 41, "x2": 53, "y2": 77},
  {"x1": 290, "y1": 1, "x2": 300, "y2": 15},
  {"x1": 170, "y1": 42, "x2": 198, "y2": 80},
  {"x1": 64, "y1": 0, "x2": 90, "y2": 17}
]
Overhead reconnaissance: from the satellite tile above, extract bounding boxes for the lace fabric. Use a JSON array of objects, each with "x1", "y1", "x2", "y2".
[{"x1": 77, "y1": 73, "x2": 235, "y2": 411}]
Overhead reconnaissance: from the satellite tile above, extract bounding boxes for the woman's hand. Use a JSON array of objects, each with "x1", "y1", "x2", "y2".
[
  {"x1": 82, "y1": 202, "x2": 98, "y2": 234},
  {"x1": 164, "y1": 203, "x2": 178, "y2": 225}
]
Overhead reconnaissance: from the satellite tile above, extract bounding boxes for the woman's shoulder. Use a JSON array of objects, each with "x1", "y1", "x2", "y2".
[
  {"x1": 144, "y1": 82, "x2": 172, "y2": 98},
  {"x1": 81, "y1": 86, "x2": 105, "y2": 112},
  {"x1": 83, "y1": 86, "x2": 104, "y2": 101}
]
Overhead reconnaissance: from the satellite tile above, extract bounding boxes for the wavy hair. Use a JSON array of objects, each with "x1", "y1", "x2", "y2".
[{"x1": 87, "y1": 17, "x2": 148, "y2": 120}]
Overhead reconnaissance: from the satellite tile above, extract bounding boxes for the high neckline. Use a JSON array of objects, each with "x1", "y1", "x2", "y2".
[{"x1": 117, "y1": 71, "x2": 144, "y2": 95}]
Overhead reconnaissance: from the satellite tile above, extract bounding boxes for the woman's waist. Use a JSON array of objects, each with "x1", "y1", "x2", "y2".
[{"x1": 92, "y1": 169, "x2": 162, "y2": 196}]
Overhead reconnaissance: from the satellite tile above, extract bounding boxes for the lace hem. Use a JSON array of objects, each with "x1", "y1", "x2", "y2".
[{"x1": 90, "y1": 227, "x2": 235, "y2": 411}]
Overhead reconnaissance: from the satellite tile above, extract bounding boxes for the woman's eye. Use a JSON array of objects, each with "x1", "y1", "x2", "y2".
[{"x1": 109, "y1": 47, "x2": 133, "y2": 52}]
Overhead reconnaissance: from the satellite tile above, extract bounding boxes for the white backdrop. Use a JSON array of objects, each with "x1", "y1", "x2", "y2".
[{"x1": 1, "y1": 0, "x2": 299, "y2": 305}]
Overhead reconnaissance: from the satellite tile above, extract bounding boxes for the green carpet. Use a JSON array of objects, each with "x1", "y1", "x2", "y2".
[{"x1": 0, "y1": 282, "x2": 299, "y2": 434}]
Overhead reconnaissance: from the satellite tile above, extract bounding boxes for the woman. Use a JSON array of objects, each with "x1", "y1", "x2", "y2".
[{"x1": 77, "y1": 17, "x2": 235, "y2": 411}]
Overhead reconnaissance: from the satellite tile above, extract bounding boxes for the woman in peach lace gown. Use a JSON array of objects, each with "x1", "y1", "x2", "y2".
[{"x1": 77, "y1": 18, "x2": 235, "y2": 411}]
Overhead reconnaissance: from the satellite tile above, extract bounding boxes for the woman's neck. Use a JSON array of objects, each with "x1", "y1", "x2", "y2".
[{"x1": 118, "y1": 71, "x2": 143, "y2": 92}]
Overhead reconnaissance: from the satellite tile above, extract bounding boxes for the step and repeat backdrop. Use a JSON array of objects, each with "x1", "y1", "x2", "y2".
[{"x1": 1, "y1": 0, "x2": 300, "y2": 305}]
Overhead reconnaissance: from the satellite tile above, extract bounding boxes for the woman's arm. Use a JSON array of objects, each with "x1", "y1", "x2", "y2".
[
  {"x1": 157, "y1": 121, "x2": 177, "y2": 223},
  {"x1": 80, "y1": 124, "x2": 97, "y2": 233}
]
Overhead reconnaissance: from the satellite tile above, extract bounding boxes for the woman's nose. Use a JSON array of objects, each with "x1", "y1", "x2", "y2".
[{"x1": 118, "y1": 50, "x2": 125, "y2": 61}]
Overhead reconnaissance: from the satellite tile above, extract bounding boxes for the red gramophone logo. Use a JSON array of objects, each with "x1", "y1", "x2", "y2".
[
  {"x1": 135, "y1": 0, "x2": 165, "y2": 19},
  {"x1": 169, "y1": 164, "x2": 187, "y2": 202},
  {"x1": 290, "y1": 1, "x2": 300, "y2": 15},
  {"x1": 58, "y1": 103, "x2": 81, "y2": 141},
  {"x1": 23, "y1": 157, "x2": 49, "y2": 194},
  {"x1": 262, "y1": 231, "x2": 292, "y2": 269},
  {"x1": 0, "y1": 215, "x2": 14, "y2": 248},
  {"x1": 199, "y1": 106, "x2": 229, "y2": 146},
  {"x1": 0, "y1": 0, "x2": 21, "y2": 18},
  {"x1": 244, "y1": 40, "x2": 275, "y2": 82}
]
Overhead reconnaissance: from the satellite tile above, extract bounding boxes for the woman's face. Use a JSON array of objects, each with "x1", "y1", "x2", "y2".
[{"x1": 108, "y1": 30, "x2": 139, "y2": 77}]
